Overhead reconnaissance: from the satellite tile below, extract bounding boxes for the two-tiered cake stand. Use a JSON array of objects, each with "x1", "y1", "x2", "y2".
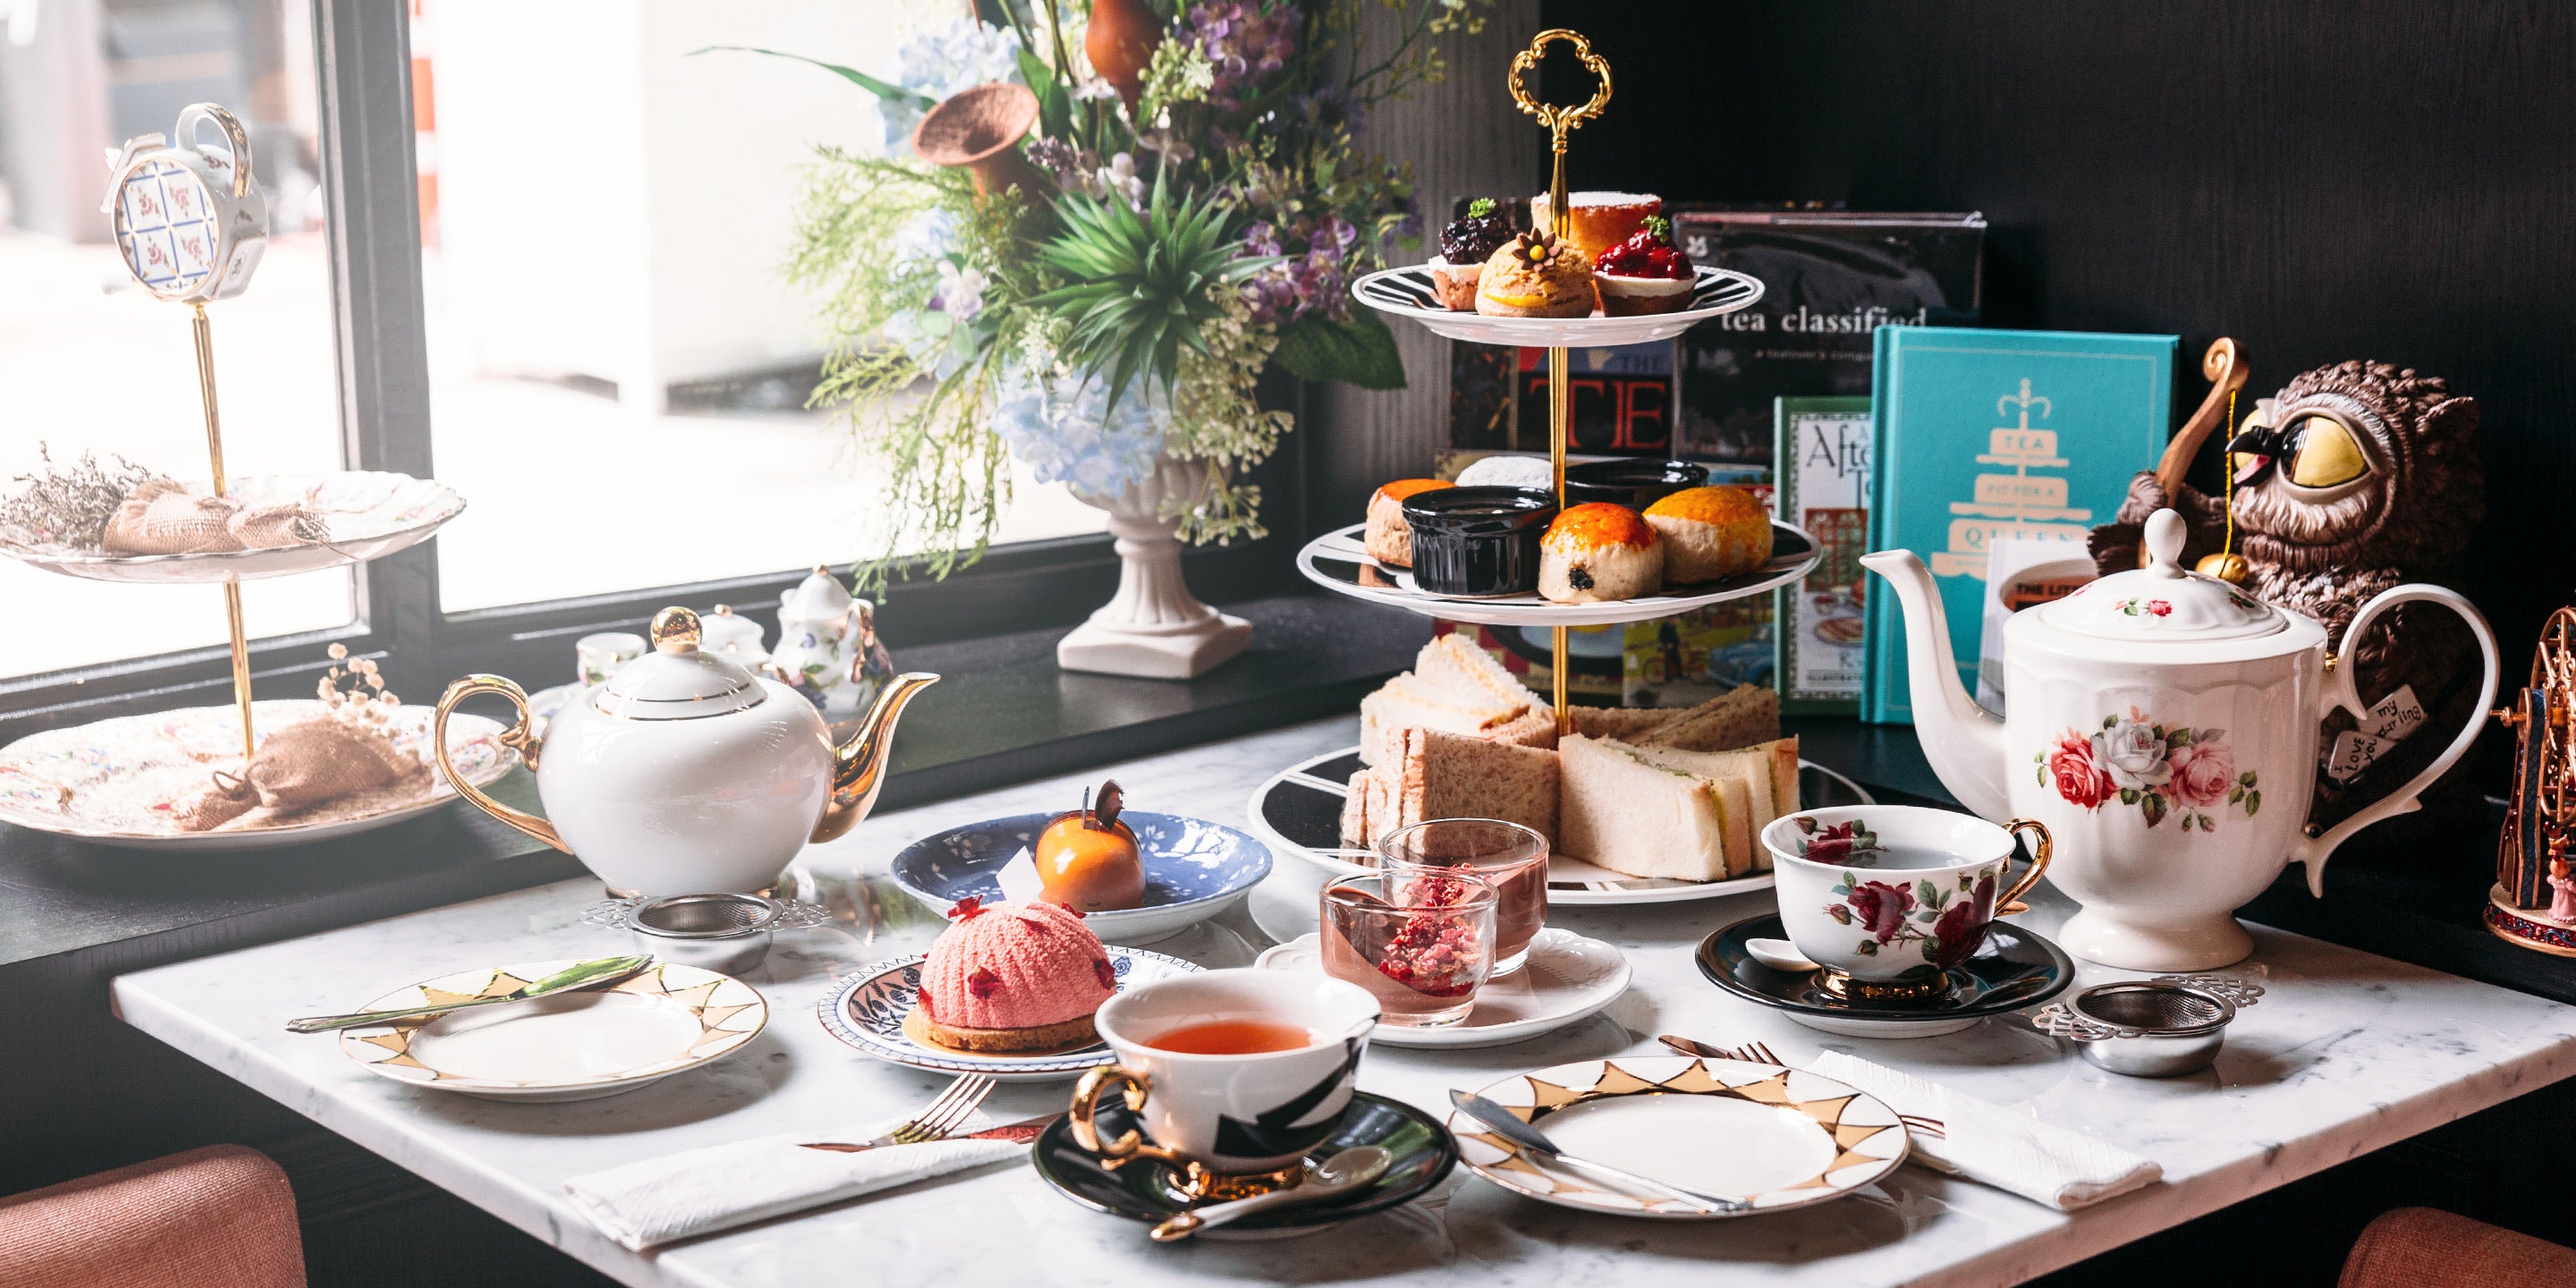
[
  {"x1": 0, "y1": 104, "x2": 506, "y2": 851},
  {"x1": 1252, "y1": 31, "x2": 1865, "y2": 908}
]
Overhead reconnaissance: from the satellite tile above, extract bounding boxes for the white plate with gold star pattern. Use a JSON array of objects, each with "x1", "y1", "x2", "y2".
[
  {"x1": 337, "y1": 960, "x2": 767, "y2": 1102},
  {"x1": 1446, "y1": 1055, "x2": 1908, "y2": 1218}
]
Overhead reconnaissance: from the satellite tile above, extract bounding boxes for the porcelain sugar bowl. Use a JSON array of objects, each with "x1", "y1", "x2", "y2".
[
  {"x1": 1863, "y1": 510, "x2": 2497, "y2": 970},
  {"x1": 434, "y1": 607, "x2": 937, "y2": 896}
]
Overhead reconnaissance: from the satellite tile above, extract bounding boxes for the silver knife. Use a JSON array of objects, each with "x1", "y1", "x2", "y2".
[{"x1": 1447, "y1": 1089, "x2": 1748, "y2": 1214}]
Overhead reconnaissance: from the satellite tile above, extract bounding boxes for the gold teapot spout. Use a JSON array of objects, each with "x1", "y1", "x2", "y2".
[{"x1": 810, "y1": 672, "x2": 941, "y2": 843}]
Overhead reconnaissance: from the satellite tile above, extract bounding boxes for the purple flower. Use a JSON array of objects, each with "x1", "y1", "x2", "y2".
[
  {"x1": 1185, "y1": 2, "x2": 1298, "y2": 111},
  {"x1": 1290, "y1": 85, "x2": 1368, "y2": 139}
]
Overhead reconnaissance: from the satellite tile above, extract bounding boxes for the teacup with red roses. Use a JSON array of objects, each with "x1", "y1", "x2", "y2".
[{"x1": 1762, "y1": 806, "x2": 2054, "y2": 986}]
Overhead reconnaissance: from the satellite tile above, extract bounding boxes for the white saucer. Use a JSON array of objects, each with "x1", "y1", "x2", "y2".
[{"x1": 1253, "y1": 928, "x2": 1630, "y2": 1048}]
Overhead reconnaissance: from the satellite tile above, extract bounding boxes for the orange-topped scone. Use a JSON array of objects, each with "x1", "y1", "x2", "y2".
[
  {"x1": 1539, "y1": 502, "x2": 1664, "y2": 603},
  {"x1": 1034, "y1": 779, "x2": 1145, "y2": 911},
  {"x1": 914, "y1": 896, "x2": 1118, "y2": 1052},
  {"x1": 1530, "y1": 191, "x2": 1662, "y2": 262},
  {"x1": 1366, "y1": 478, "x2": 1455, "y2": 567},
  {"x1": 1476, "y1": 230, "x2": 1593, "y2": 318},
  {"x1": 1644, "y1": 485, "x2": 1773, "y2": 583}
]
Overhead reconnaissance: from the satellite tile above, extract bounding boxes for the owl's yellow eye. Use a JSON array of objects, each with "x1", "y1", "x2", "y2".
[{"x1": 2285, "y1": 415, "x2": 2369, "y2": 488}]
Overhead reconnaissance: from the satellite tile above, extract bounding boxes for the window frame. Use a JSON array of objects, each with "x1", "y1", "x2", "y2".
[{"x1": 0, "y1": 0, "x2": 1304, "y2": 742}]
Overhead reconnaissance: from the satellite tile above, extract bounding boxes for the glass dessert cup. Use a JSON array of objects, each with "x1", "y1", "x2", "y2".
[
  {"x1": 1377, "y1": 818, "x2": 1549, "y2": 975},
  {"x1": 1318, "y1": 871, "x2": 1500, "y2": 1027}
]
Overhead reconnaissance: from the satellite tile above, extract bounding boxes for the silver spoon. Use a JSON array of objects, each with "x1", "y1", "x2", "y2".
[
  {"x1": 285, "y1": 955, "x2": 655, "y2": 1033},
  {"x1": 1148, "y1": 1146, "x2": 1394, "y2": 1242}
]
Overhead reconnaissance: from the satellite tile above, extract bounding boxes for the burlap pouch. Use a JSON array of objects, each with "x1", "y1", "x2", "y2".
[
  {"x1": 170, "y1": 716, "x2": 431, "y2": 831},
  {"x1": 100, "y1": 479, "x2": 242, "y2": 555},
  {"x1": 228, "y1": 504, "x2": 327, "y2": 548}
]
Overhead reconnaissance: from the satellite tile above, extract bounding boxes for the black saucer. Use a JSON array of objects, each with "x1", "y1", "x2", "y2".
[
  {"x1": 1030, "y1": 1092, "x2": 1456, "y2": 1239},
  {"x1": 1695, "y1": 913, "x2": 2074, "y2": 1021}
]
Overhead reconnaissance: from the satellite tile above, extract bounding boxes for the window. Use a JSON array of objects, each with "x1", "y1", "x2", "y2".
[{"x1": 409, "y1": 1, "x2": 1102, "y2": 614}]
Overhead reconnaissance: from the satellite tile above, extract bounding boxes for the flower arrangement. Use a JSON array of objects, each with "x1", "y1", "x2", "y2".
[{"x1": 724, "y1": 0, "x2": 1488, "y2": 591}]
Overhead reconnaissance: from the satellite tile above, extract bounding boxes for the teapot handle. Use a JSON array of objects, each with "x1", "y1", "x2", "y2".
[
  {"x1": 2292, "y1": 585, "x2": 2497, "y2": 896},
  {"x1": 175, "y1": 103, "x2": 253, "y2": 199},
  {"x1": 434, "y1": 675, "x2": 568, "y2": 853}
]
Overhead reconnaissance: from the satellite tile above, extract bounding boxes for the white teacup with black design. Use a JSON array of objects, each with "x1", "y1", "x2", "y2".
[
  {"x1": 1762, "y1": 805, "x2": 2052, "y2": 1001},
  {"x1": 1071, "y1": 969, "x2": 1378, "y2": 1175}
]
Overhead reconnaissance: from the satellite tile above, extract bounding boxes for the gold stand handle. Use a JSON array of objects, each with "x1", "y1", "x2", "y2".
[
  {"x1": 1997, "y1": 818, "x2": 2054, "y2": 915},
  {"x1": 434, "y1": 675, "x2": 565, "y2": 852}
]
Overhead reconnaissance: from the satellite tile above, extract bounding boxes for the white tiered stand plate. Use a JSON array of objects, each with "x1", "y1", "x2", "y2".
[
  {"x1": 0, "y1": 470, "x2": 466, "y2": 584},
  {"x1": 1298, "y1": 519, "x2": 1818, "y2": 628},
  {"x1": 1352, "y1": 263, "x2": 1764, "y2": 346}
]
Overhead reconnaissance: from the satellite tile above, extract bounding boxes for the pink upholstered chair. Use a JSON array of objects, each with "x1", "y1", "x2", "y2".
[
  {"x1": 0, "y1": 1145, "x2": 305, "y2": 1288},
  {"x1": 2342, "y1": 1207, "x2": 2576, "y2": 1288}
]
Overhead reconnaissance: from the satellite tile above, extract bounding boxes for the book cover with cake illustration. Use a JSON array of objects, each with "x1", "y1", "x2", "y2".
[
  {"x1": 1773, "y1": 396, "x2": 1874, "y2": 716},
  {"x1": 1860, "y1": 326, "x2": 2175, "y2": 724}
]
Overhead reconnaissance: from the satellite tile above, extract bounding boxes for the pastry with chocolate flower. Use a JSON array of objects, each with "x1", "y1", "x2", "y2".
[
  {"x1": 1430, "y1": 199, "x2": 1515, "y2": 310},
  {"x1": 1475, "y1": 229, "x2": 1593, "y2": 318}
]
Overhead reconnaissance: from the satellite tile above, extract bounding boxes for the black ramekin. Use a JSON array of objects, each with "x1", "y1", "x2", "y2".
[
  {"x1": 1402, "y1": 487, "x2": 1557, "y2": 597},
  {"x1": 1562, "y1": 458, "x2": 1708, "y2": 509}
]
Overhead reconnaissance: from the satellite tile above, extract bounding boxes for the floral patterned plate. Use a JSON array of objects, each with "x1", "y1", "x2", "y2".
[
  {"x1": 0, "y1": 699, "x2": 511, "y2": 852},
  {"x1": 1694, "y1": 912, "x2": 2074, "y2": 1039},
  {"x1": 0, "y1": 471, "x2": 466, "y2": 584},
  {"x1": 1449, "y1": 1055, "x2": 1906, "y2": 1218},
  {"x1": 818, "y1": 947, "x2": 1202, "y2": 1082},
  {"x1": 338, "y1": 960, "x2": 765, "y2": 1103}
]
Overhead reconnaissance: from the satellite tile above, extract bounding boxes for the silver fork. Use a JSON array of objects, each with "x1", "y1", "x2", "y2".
[
  {"x1": 800, "y1": 1073, "x2": 996, "y2": 1153},
  {"x1": 1658, "y1": 1033, "x2": 1948, "y2": 1140}
]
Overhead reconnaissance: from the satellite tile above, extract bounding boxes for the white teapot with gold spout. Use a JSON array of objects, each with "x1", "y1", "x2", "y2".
[
  {"x1": 1861, "y1": 510, "x2": 2496, "y2": 970},
  {"x1": 433, "y1": 607, "x2": 936, "y2": 895}
]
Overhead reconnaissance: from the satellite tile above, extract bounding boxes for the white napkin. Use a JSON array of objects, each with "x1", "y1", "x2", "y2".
[
  {"x1": 563, "y1": 1110, "x2": 1030, "y2": 1250},
  {"x1": 1809, "y1": 1050, "x2": 2160, "y2": 1210}
]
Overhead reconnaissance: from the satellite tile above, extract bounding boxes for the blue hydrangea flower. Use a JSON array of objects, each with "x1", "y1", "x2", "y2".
[
  {"x1": 880, "y1": 18, "x2": 1024, "y2": 154},
  {"x1": 992, "y1": 360, "x2": 1169, "y2": 496}
]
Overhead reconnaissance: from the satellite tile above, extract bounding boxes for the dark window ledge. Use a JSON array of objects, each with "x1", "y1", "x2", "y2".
[{"x1": 2, "y1": 591, "x2": 1426, "y2": 981}]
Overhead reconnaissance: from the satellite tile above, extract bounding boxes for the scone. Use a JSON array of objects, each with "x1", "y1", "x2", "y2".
[
  {"x1": 1431, "y1": 199, "x2": 1515, "y2": 310},
  {"x1": 1530, "y1": 191, "x2": 1662, "y2": 262},
  {"x1": 912, "y1": 898, "x2": 1117, "y2": 1053},
  {"x1": 1366, "y1": 479, "x2": 1455, "y2": 566},
  {"x1": 1644, "y1": 486, "x2": 1773, "y2": 582},
  {"x1": 1539, "y1": 503, "x2": 1664, "y2": 602},
  {"x1": 1476, "y1": 230, "x2": 1593, "y2": 318}
]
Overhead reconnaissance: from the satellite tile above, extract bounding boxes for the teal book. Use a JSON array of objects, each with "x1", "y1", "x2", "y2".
[{"x1": 1860, "y1": 326, "x2": 2175, "y2": 724}]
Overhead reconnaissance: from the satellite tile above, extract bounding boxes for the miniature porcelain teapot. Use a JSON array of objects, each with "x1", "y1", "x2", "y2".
[
  {"x1": 768, "y1": 566, "x2": 892, "y2": 716},
  {"x1": 1861, "y1": 510, "x2": 2497, "y2": 970},
  {"x1": 433, "y1": 606, "x2": 937, "y2": 896},
  {"x1": 100, "y1": 103, "x2": 268, "y2": 303}
]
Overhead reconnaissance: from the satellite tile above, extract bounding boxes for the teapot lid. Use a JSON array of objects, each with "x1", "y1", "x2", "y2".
[
  {"x1": 594, "y1": 607, "x2": 767, "y2": 719},
  {"x1": 780, "y1": 566, "x2": 852, "y2": 622},
  {"x1": 2037, "y1": 511, "x2": 2285, "y2": 642}
]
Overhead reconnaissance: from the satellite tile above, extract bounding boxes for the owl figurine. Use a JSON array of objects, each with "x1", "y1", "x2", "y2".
[{"x1": 2090, "y1": 360, "x2": 2487, "y2": 838}]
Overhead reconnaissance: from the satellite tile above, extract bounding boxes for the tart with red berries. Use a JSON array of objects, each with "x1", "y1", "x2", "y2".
[{"x1": 1592, "y1": 216, "x2": 1696, "y2": 317}]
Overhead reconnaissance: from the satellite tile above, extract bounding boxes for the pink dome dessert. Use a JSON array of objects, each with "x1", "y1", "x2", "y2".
[{"x1": 913, "y1": 897, "x2": 1118, "y2": 1052}]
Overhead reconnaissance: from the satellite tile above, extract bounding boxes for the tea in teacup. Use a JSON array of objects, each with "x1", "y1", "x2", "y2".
[{"x1": 1073, "y1": 970, "x2": 1378, "y2": 1174}]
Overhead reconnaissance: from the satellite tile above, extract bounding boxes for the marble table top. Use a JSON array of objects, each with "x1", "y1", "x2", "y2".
[{"x1": 113, "y1": 716, "x2": 2576, "y2": 1288}]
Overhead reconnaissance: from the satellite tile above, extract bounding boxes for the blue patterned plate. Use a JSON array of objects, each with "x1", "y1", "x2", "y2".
[
  {"x1": 818, "y1": 947, "x2": 1202, "y2": 1082},
  {"x1": 888, "y1": 811, "x2": 1274, "y2": 944}
]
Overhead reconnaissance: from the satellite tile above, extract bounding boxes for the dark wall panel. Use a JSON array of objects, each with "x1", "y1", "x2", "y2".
[{"x1": 1539, "y1": 0, "x2": 2576, "y2": 721}]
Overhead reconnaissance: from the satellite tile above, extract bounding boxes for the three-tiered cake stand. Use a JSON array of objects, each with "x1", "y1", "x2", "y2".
[
  {"x1": 0, "y1": 104, "x2": 506, "y2": 851},
  {"x1": 1256, "y1": 31, "x2": 1860, "y2": 908}
]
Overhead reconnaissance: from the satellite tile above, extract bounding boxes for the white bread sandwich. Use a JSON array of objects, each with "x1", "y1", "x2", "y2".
[
  {"x1": 1625, "y1": 736, "x2": 1799, "y2": 870},
  {"x1": 1358, "y1": 634, "x2": 1554, "y2": 764},
  {"x1": 1556, "y1": 735, "x2": 1756, "y2": 881},
  {"x1": 1340, "y1": 728, "x2": 1558, "y2": 850}
]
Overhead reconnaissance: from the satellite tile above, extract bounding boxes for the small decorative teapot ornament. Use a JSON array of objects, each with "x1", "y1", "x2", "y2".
[
  {"x1": 768, "y1": 566, "x2": 894, "y2": 716},
  {"x1": 101, "y1": 103, "x2": 267, "y2": 303}
]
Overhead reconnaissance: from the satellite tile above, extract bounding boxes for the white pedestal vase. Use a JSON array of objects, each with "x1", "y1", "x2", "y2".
[{"x1": 1058, "y1": 456, "x2": 1251, "y2": 680}]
